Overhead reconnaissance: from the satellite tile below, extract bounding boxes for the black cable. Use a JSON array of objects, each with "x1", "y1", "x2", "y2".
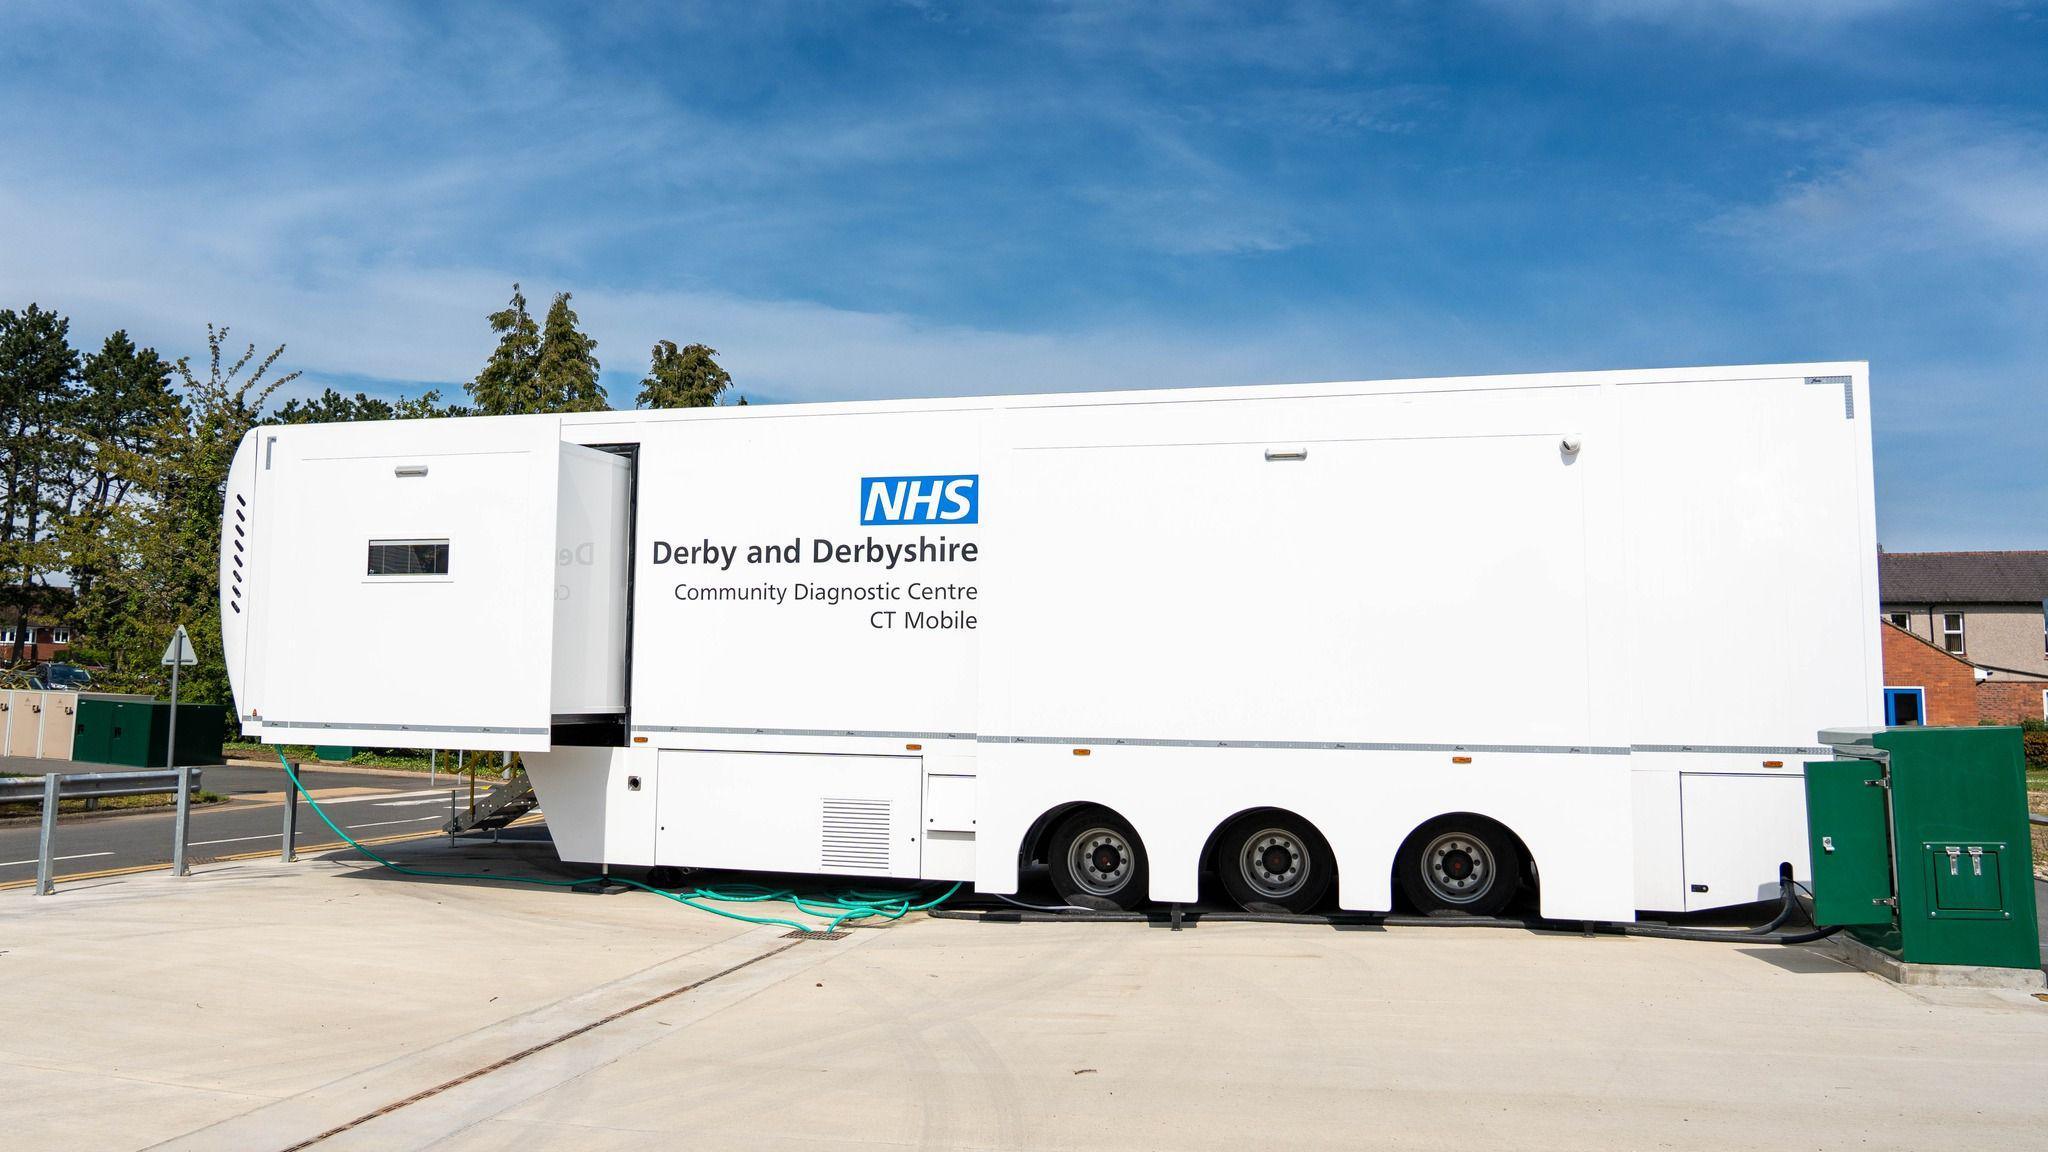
[{"x1": 935, "y1": 872, "x2": 1841, "y2": 945}]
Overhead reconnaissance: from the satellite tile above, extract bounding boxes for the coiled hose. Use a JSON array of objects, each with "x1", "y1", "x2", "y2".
[{"x1": 277, "y1": 752, "x2": 957, "y2": 933}]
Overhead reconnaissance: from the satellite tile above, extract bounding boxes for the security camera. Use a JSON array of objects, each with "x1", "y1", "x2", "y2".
[{"x1": 1559, "y1": 435, "x2": 1583, "y2": 455}]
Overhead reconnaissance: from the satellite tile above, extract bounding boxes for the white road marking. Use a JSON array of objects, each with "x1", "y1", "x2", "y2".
[
  {"x1": 295, "y1": 789, "x2": 450, "y2": 806},
  {"x1": 351, "y1": 816, "x2": 444, "y2": 829},
  {"x1": 0, "y1": 851, "x2": 115, "y2": 869},
  {"x1": 190, "y1": 834, "x2": 278, "y2": 846}
]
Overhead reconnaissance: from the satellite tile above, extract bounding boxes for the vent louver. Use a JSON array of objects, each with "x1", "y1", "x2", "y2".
[{"x1": 821, "y1": 797, "x2": 891, "y2": 873}]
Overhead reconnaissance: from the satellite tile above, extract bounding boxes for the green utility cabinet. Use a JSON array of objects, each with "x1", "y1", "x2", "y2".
[
  {"x1": 1806, "y1": 726, "x2": 2040, "y2": 971},
  {"x1": 72, "y1": 697, "x2": 226, "y2": 768}
]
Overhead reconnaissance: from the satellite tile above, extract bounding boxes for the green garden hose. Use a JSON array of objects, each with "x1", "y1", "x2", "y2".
[{"x1": 276, "y1": 751, "x2": 958, "y2": 933}]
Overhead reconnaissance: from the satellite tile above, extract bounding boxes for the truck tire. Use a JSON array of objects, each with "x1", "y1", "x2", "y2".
[
  {"x1": 1048, "y1": 810, "x2": 1149, "y2": 911},
  {"x1": 1398, "y1": 816, "x2": 1523, "y2": 916},
  {"x1": 1216, "y1": 814, "x2": 1333, "y2": 913}
]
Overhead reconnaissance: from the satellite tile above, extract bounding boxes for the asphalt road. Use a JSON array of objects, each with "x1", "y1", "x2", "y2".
[{"x1": 0, "y1": 760, "x2": 500, "y2": 886}]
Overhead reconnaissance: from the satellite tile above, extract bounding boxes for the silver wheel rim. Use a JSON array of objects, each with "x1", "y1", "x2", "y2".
[
  {"x1": 1421, "y1": 832, "x2": 1495, "y2": 905},
  {"x1": 1238, "y1": 827, "x2": 1310, "y2": 899},
  {"x1": 1068, "y1": 827, "x2": 1133, "y2": 895}
]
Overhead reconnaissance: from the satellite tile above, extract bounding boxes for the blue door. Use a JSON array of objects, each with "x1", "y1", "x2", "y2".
[{"x1": 1883, "y1": 687, "x2": 1925, "y2": 726}]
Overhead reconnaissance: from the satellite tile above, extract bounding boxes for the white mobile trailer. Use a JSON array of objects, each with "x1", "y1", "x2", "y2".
[{"x1": 221, "y1": 362, "x2": 1879, "y2": 921}]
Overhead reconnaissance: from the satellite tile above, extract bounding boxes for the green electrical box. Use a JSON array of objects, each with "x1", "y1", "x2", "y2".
[
  {"x1": 72, "y1": 696, "x2": 118, "y2": 764},
  {"x1": 71, "y1": 697, "x2": 226, "y2": 768},
  {"x1": 1806, "y1": 726, "x2": 2040, "y2": 972}
]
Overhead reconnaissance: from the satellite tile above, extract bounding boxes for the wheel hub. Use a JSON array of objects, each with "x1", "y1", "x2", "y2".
[
  {"x1": 1422, "y1": 833, "x2": 1495, "y2": 905},
  {"x1": 1071, "y1": 828, "x2": 1132, "y2": 894},
  {"x1": 1091, "y1": 843, "x2": 1123, "y2": 874},
  {"x1": 1239, "y1": 829, "x2": 1308, "y2": 898}
]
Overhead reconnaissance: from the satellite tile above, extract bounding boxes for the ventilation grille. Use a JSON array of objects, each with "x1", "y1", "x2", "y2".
[
  {"x1": 229, "y1": 493, "x2": 246, "y2": 614},
  {"x1": 821, "y1": 797, "x2": 891, "y2": 872}
]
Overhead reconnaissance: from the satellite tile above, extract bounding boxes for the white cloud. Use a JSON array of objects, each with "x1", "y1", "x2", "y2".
[
  {"x1": 1489, "y1": 0, "x2": 1922, "y2": 25},
  {"x1": 1712, "y1": 110, "x2": 2048, "y2": 263},
  {"x1": 0, "y1": 175, "x2": 1518, "y2": 409}
]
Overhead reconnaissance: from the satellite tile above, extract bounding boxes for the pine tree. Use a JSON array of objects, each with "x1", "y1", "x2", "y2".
[
  {"x1": 637, "y1": 340, "x2": 735, "y2": 408},
  {"x1": 57, "y1": 330, "x2": 178, "y2": 654},
  {"x1": 535, "y1": 292, "x2": 606, "y2": 412},
  {"x1": 466, "y1": 285, "x2": 542, "y2": 415}
]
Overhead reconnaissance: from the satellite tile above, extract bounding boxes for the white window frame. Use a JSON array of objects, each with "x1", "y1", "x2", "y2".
[
  {"x1": 51, "y1": 627, "x2": 70, "y2": 644},
  {"x1": 1887, "y1": 612, "x2": 1910, "y2": 630},
  {"x1": 0, "y1": 628, "x2": 12, "y2": 643},
  {"x1": 1940, "y1": 612, "x2": 1965, "y2": 654}
]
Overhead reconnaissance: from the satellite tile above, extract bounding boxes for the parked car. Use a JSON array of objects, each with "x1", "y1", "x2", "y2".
[{"x1": 33, "y1": 662, "x2": 94, "y2": 691}]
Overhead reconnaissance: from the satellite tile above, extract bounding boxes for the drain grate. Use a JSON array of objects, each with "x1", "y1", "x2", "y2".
[{"x1": 781, "y1": 929, "x2": 850, "y2": 941}]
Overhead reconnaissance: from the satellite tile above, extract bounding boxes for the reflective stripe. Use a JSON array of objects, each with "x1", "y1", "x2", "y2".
[
  {"x1": 633, "y1": 725, "x2": 1629, "y2": 754},
  {"x1": 261, "y1": 720, "x2": 549, "y2": 736}
]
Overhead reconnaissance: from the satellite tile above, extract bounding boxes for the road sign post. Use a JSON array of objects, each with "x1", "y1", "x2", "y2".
[{"x1": 161, "y1": 625, "x2": 198, "y2": 777}]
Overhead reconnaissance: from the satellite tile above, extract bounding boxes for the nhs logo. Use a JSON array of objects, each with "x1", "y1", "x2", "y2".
[{"x1": 861, "y1": 474, "x2": 978, "y2": 525}]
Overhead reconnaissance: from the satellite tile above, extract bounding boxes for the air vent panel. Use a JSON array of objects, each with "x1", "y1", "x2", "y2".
[{"x1": 821, "y1": 797, "x2": 892, "y2": 873}]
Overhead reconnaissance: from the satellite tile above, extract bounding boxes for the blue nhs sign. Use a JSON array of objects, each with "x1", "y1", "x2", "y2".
[{"x1": 861, "y1": 474, "x2": 978, "y2": 525}]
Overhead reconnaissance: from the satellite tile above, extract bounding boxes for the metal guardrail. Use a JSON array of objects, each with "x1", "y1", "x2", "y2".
[
  {"x1": 10, "y1": 768, "x2": 204, "y2": 895},
  {"x1": 1, "y1": 769, "x2": 201, "y2": 804}
]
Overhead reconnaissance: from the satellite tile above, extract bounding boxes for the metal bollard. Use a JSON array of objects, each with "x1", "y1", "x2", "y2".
[
  {"x1": 35, "y1": 772, "x2": 60, "y2": 896},
  {"x1": 280, "y1": 764, "x2": 299, "y2": 863},
  {"x1": 173, "y1": 765, "x2": 192, "y2": 877}
]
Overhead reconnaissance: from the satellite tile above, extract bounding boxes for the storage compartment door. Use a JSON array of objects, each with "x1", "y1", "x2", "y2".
[
  {"x1": 1679, "y1": 773, "x2": 1809, "y2": 911},
  {"x1": 655, "y1": 751, "x2": 921, "y2": 878}
]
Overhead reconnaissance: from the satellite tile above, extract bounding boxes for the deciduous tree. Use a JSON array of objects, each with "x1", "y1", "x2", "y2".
[{"x1": 0, "y1": 304, "x2": 81, "y2": 664}]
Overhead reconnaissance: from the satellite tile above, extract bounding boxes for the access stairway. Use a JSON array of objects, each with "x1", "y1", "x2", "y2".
[{"x1": 443, "y1": 767, "x2": 539, "y2": 835}]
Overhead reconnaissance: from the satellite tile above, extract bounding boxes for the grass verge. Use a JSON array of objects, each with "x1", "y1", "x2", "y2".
[{"x1": 0, "y1": 790, "x2": 225, "y2": 820}]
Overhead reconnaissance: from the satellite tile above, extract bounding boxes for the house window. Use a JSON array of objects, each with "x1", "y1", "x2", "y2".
[
  {"x1": 52, "y1": 628, "x2": 70, "y2": 644},
  {"x1": 1887, "y1": 612, "x2": 1910, "y2": 630},
  {"x1": 1940, "y1": 612, "x2": 1964, "y2": 654},
  {"x1": 0, "y1": 628, "x2": 12, "y2": 643},
  {"x1": 367, "y1": 538, "x2": 450, "y2": 577}
]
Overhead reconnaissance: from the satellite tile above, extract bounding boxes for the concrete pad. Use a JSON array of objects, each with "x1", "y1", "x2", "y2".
[
  {"x1": 1814, "y1": 930, "x2": 2048, "y2": 990},
  {"x1": 0, "y1": 844, "x2": 776, "y2": 1152},
  {"x1": 4, "y1": 853, "x2": 2048, "y2": 1152},
  {"x1": 434, "y1": 920, "x2": 2048, "y2": 1152}
]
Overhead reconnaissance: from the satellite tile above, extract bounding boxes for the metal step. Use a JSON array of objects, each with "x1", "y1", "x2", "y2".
[{"x1": 444, "y1": 768, "x2": 538, "y2": 834}]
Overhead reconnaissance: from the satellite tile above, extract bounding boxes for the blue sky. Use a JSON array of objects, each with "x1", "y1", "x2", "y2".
[{"x1": 1, "y1": 1, "x2": 2044, "y2": 548}]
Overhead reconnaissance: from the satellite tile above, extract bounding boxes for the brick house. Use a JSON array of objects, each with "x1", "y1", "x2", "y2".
[
  {"x1": 0, "y1": 621, "x2": 76, "y2": 663},
  {"x1": 1878, "y1": 550, "x2": 2048, "y2": 724}
]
